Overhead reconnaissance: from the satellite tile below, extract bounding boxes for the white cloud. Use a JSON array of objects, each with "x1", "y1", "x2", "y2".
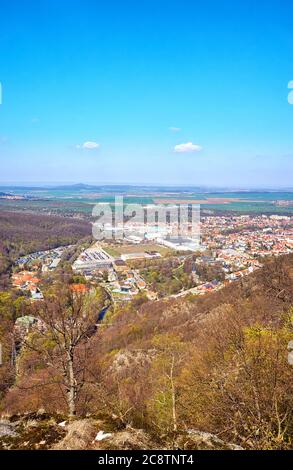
[
  {"x1": 169, "y1": 126, "x2": 181, "y2": 132},
  {"x1": 76, "y1": 141, "x2": 100, "y2": 150},
  {"x1": 174, "y1": 142, "x2": 202, "y2": 153}
]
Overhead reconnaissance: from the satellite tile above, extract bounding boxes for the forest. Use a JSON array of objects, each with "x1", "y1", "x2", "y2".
[
  {"x1": 0, "y1": 253, "x2": 292, "y2": 450},
  {"x1": 0, "y1": 211, "x2": 92, "y2": 287}
]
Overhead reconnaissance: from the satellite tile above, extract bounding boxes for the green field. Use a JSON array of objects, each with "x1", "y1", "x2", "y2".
[
  {"x1": 102, "y1": 243, "x2": 172, "y2": 257},
  {"x1": 0, "y1": 186, "x2": 292, "y2": 216}
]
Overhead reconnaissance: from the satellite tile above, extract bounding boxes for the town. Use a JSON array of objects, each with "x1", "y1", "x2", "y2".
[{"x1": 11, "y1": 213, "x2": 293, "y2": 302}]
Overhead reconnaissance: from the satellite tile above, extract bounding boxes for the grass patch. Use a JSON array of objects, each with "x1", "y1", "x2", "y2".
[{"x1": 102, "y1": 243, "x2": 172, "y2": 257}]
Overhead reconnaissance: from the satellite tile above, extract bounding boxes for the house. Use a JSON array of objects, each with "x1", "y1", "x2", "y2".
[
  {"x1": 12, "y1": 271, "x2": 41, "y2": 289},
  {"x1": 27, "y1": 286, "x2": 44, "y2": 301},
  {"x1": 113, "y1": 259, "x2": 128, "y2": 273},
  {"x1": 70, "y1": 284, "x2": 90, "y2": 294}
]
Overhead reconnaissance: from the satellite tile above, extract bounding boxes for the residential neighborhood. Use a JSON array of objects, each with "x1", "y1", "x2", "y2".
[{"x1": 10, "y1": 213, "x2": 292, "y2": 302}]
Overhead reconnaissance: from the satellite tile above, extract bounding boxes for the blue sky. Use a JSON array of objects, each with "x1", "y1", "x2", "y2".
[{"x1": 0, "y1": 0, "x2": 293, "y2": 187}]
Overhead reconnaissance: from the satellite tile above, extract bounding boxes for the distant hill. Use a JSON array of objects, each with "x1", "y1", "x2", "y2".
[{"x1": 0, "y1": 192, "x2": 27, "y2": 200}]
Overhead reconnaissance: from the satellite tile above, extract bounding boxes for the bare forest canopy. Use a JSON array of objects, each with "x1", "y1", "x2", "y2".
[
  {"x1": 0, "y1": 253, "x2": 292, "y2": 449},
  {"x1": 0, "y1": 211, "x2": 92, "y2": 285}
]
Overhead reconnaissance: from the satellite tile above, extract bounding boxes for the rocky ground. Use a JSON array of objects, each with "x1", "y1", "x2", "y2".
[{"x1": 0, "y1": 411, "x2": 242, "y2": 450}]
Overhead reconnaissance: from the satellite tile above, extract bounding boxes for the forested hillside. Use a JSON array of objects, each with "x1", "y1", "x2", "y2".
[
  {"x1": 0, "y1": 211, "x2": 92, "y2": 287},
  {"x1": 1, "y1": 254, "x2": 292, "y2": 450}
]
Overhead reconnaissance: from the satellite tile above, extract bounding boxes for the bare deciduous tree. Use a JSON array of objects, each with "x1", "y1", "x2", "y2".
[{"x1": 24, "y1": 286, "x2": 107, "y2": 417}]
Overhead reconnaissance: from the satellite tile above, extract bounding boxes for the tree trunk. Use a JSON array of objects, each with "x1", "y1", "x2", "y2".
[
  {"x1": 67, "y1": 351, "x2": 76, "y2": 417},
  {"x1": 170, "y1": 355, "x2": 177, "y2": 432}
]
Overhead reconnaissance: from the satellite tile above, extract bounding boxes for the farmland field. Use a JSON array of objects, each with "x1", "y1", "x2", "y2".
[{"x1": 0, "y1": 185, "x2": 292, "y2": 216}]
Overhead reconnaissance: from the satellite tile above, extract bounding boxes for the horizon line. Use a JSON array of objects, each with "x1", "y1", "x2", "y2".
[{"x1": 0, "y1": 182, "x2": 293, "y2": 191}]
